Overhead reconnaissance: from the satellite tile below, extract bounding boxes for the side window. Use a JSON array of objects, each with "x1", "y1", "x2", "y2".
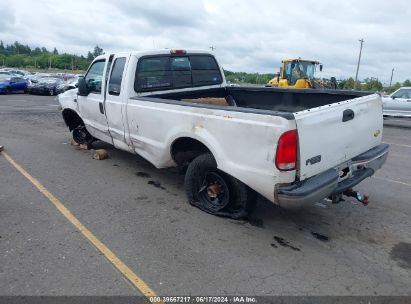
[
  {"x1": 393, "y1": 89, "x2": 411, "y2": 99},
  {"x1": 85, "y1": 60, "x2": 106, "y2": 94},
  {"x1": 392, "y1": 89, "x2": 404, "y2": 99},
  {"x1": 136, "y1": 57, "x2": 171, "y2": 91},
  {"x1": 108, "y1": 57, "x2": 126, "y2": 96},
  {"x1": 190, "y1": 55, "x2": 222, "y2": 86},
  {"x1": 105, "y1": 55, "x2": 114, "y2": 88}
]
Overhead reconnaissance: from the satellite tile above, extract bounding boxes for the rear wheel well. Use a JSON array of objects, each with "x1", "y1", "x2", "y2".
[
  {"x1": 62, "y1": 109, "x2": 83, "y2": 131},
  {"x1": 171, "y1": 137, "x2": 212, "y2": 166}
]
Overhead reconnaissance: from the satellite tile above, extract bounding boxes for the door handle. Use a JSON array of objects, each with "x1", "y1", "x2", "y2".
[
  {"x1": 99, "y1": 102, "x2": 104, "y2": 114},
  {"x1": 342, "y1": 109, "x2": 354, "y2": 122}
]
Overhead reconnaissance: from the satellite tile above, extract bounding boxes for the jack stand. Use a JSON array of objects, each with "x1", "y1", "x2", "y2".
[{"x1": 330, "y1": 193, "x2": 343, "y2": 204}]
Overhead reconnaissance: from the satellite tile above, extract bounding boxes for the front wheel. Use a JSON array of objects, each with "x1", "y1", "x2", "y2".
[{"x1": 184, "y1": 153, "x2": 256, "y2": 219}]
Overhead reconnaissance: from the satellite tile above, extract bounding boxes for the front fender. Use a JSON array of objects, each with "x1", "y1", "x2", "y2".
[{"x1": 57, "y1": 89, "x2": 79, "y2": 112}]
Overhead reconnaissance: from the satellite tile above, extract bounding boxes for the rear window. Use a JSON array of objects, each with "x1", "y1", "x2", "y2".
[{"x1": 135, "y1": 54, "x2": 222, "y2": 92}]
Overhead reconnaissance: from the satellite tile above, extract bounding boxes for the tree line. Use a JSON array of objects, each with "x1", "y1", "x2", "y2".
[
  {"x1": 0, "y1": 41, "x2": 104, "y2": 70},
  {"x1": 1, "y1": 41, "x2": 408, "y2": 93},
  {"x1": 225, "y1": 70, "x2": 410, "y2": 93}
]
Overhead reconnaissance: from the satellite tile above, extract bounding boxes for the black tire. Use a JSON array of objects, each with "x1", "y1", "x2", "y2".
[
  {"x1": 49, "y1": 88, "x2": 55, "y2": 96},
  {"x1": 184, "y1": 153, "x2": 256, "y2": 219}
]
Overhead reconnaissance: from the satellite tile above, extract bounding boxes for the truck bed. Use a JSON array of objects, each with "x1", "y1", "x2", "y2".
[{"x1": 150, "y1": 86, "x2": 371, "y2": 113}]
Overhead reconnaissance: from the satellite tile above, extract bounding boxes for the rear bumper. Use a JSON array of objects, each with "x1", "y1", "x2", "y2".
[{"x1": 275, "y1": 144, "x2": 389, "y2": 208}]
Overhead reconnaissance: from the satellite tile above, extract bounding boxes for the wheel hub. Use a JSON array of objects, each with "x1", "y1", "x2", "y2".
[
  {"x1": 207, "y1": 182, "x2": 222, "y2": 199},
  {"x1": 197, "y1": 171, "x2": 230, "y2": 211}
]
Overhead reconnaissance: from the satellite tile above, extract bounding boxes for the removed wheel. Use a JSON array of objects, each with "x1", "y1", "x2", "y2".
[{"x1": 184, "y1": 153, "x2": 256, "y2": 219}]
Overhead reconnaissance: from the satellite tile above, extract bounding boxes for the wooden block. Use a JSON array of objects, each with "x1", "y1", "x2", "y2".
[
  {"x1": 70, "y1": 138, "x2": 80, "y2": 146},
  {"x1": 79, "y1": 143, "x2": 91, "y2": 150},
  {"x1": 91, "y1": 149, "x2": 108, "y2": 160}
]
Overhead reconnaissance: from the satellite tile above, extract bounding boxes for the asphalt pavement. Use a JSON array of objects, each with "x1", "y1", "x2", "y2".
[{"x1": 0, "y1": 94, "x2": 410, "y2": 297}]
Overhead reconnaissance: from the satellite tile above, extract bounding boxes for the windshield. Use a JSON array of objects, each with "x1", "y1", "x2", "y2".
[{"x1": 284, "y1": 61, "x2": 316, "y2": 84}]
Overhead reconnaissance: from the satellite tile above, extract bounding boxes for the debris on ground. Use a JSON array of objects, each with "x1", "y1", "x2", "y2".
[
  {"x1": 311, "y1": 231, "x2": 330, "y2": 242},
  {"x1": 91, "y1": 149, "x2": 109, "y2": 160},
  {"x1": 273, "y1": 236, "x2": 301, "y2": 251}
]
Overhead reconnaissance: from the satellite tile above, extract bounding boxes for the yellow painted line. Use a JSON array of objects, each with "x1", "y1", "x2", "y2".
[
  {"x1": 382, "y1": 141, "x2": 411, "y2": 148},
  {"x1": 1, "y1": 151, "x2": 158, "y2": 299},
  {"x1": 372, "y1": 175, "x2": 411, "y2": 187}
]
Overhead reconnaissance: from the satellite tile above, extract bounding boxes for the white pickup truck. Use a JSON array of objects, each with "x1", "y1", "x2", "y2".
[{"x1": 58, "y1": 49, "x2": 389, "y2": 218}]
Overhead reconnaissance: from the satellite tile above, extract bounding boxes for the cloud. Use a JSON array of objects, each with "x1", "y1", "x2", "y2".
[
  {"x1": 0, "y1": 4, "x2": 15, "y2": 32},
  {"x1": 1, "y1": 0, "x2": 410, "y2": 82}
]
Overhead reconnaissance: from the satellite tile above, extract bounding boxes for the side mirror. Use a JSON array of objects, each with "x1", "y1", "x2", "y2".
[
  {"x1": 319, "y1": 64, "x2": 323, "y2": 72},
  {"x1": 77, "y1": 77, "x2": 89, "y2": 96}
]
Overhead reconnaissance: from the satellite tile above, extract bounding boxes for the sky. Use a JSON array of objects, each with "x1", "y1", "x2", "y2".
[{"x1": 1, "y1": 0, "x2": 410, "y2": 83}]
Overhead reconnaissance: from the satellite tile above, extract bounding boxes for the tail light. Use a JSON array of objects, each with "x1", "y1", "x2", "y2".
[{"x1": 275, "y1": 130, "x2": 297, "y2": 171}]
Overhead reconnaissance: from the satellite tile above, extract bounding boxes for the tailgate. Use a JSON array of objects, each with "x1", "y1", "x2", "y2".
[{"x1": 294, "y1": 93, "x2": 383, "y2": 180}]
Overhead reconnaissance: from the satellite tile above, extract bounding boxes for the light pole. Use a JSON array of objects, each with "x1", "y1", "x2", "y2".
[
  {"x1": 354, "y1": 38, "x2": 364, "y2": 89},
  {"x1": 389, "y1": 68, "x2": 394, "y2": 88}
]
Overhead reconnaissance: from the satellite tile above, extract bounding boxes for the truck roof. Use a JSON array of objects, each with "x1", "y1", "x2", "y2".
[{"x1": 94, "y1": 49, "x2": 213, "y2": 61}]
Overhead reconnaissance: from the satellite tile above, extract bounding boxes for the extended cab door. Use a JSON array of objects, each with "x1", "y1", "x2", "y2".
[
  {"x1": 77, "y1": 57, "x2": 113, "y2": 144},
  {"x1": 105, "y1": 55, "x2": 131, "y2": 151}
]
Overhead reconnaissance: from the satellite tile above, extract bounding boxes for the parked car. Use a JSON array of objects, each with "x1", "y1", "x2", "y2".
[
  {"x1": 27, "y1": 77, "x2": 64, "y2": 95},
  {"x1": 382, "y1": 87, "x2": 411, "y2": 117},
  {"x1": 0, "y1": 76, "x2": 29, "y2": 94},
  {"x1": 0, "y1": 71, "x2": 13, "y2": 76},
  {"x1": 57, "y1": 76, "x2": 79, "y2": 94},
  {"x1": 58, "y1": 49, "x2": 388, "y2": 218}
]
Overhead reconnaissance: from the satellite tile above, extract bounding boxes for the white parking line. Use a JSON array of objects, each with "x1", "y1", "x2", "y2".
[{"x1": 1, "y1": 151, "x2": 159, "y2": 299}]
